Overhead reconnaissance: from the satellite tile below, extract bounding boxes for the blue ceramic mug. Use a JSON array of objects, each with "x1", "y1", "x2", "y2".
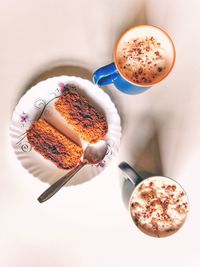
[{"x1": 93, "y1": 25, "x2": 176, "y2": 95}]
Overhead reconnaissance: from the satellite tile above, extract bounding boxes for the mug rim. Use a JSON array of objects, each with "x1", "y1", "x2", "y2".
[{"x1": 114, "y1": 24, "x2": 176, "y2": 88}]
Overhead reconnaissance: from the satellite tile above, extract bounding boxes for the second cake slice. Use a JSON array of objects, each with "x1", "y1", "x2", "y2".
[{"x1": 55, "y1": 86, "x2": 108, "y2": 143}]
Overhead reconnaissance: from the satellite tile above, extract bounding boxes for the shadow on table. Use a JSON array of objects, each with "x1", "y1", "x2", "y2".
[
  {"x1": 119, "y1": 115, "x2": 164, "y2": 208},
  {"x1": 15, "y1": 60, "x2": 92, "y2": 102},
  {"x1": 112, "y1": 0, "x2": 148, "y2": 45}
]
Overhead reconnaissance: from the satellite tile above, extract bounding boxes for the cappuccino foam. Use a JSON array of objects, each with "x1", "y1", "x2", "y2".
[
  {"x1": 130, "y1": 176, "x2": 189, "y2": 237},
  {"x1": 117, "y1": 36, "x2": 169, "y2": 85}
]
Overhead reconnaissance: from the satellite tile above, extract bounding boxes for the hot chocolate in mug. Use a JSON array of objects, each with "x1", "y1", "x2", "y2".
[
  {"x1": 93, "y1": 25, "x2": 176, "y2": 94},
  {"x1": 118, "y1": 162, "x2": 189, "y2": 237}
]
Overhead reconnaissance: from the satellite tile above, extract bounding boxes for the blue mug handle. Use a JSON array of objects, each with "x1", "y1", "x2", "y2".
[
  {"x1": 93, "y1": 63, "x2": 150, "y2": 95},
  {"x1": 93, "y1": 63, "x2": 119, "y2": 86}
]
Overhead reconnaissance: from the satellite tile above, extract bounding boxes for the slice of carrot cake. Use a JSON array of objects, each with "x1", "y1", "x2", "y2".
[
  {"x1": 27, "y1": 118, "x2": 83, "y2": 169},
  {"x1": 55, "y1": 86, "x2": 108, "y2": 143}
]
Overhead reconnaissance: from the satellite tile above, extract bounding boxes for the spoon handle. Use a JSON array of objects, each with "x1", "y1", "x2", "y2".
[{"x1": 38, "y1": 162, "x2": 86, "y2": 203}]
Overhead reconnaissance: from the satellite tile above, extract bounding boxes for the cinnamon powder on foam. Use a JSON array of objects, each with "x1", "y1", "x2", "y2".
[
  {"x1": 117, "y1": 36, "x2": 167, "y2": 84},
  {"x1": 130, "y1": 177, "x2": 189, "y2": 237}
]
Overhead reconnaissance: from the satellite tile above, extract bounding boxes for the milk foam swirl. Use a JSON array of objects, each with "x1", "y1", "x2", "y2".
[
  {"x1": 117, "y1": 36, "x2": 168, "y2": 85},
  {"x1": 130, "y1": 176, "x2": 189, "y2": 237}
]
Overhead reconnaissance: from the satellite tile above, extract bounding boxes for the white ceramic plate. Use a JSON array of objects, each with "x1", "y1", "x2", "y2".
[{"x1": 10, "y1": 76, "x2": 121, "y2": 186}]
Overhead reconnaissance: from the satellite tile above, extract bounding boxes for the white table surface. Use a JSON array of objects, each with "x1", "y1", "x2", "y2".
[{"x1": 0, "y1": 0, "x2": 199, "y2": 266}]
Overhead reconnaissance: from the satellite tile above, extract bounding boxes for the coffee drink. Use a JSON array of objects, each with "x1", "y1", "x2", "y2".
[
  {"x1": 115, "y1": 26, "x2": 175, "y2": 85},
  {"x1": 130, "y1": 176, "x2": 189, "y2": 237}
]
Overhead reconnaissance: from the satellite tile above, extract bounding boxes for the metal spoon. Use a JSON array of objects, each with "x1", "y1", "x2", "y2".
[{"x1": 37, "y1": 140, "x2": 108, "y2": 203}]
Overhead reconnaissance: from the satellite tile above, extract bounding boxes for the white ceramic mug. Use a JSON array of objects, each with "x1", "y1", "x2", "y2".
[{"x1": 119, "y1": 162, "x2": 189, "y2": 238}]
